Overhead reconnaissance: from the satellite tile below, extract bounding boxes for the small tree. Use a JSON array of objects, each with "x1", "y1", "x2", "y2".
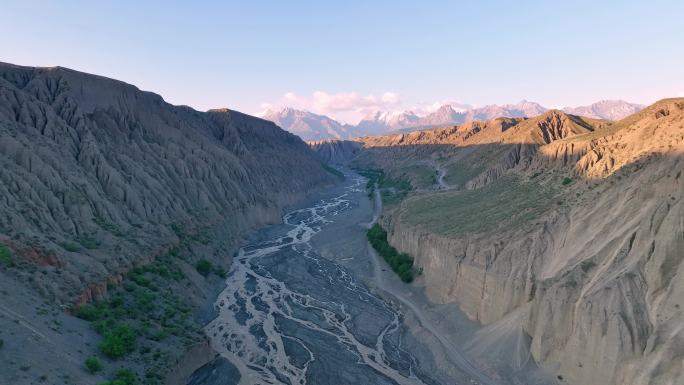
[
  {"x1": 99, "y1": 325, "x2": 137, "y2": 359},
  {"x1": 195, "y1": 259, "x2": 212, "y2": 276},
  {"x1": 85, "y1": 356, "x2": 103, "y2": 373},
  {"x1": 0, "y1": 245, "x2": 13, "y2": 266}
]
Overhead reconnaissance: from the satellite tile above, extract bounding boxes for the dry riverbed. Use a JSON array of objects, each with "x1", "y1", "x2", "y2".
[{"x1": 192, "y1": 171, "x2": 559, "y2": 385}]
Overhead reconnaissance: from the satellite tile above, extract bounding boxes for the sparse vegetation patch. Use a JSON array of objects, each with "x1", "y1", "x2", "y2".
[
  {"x1": 403, "y1": 176, "x2": 557, "y2": 235},
  {"x1": 73, "y1": 252, "x2": 203, "y2": 384},
  {"x1": 356, "y1": 168, "x2": 412, "y2": 205},
  {"x1": 99, "y1": 368, "x2": 138, "y2": 385}
]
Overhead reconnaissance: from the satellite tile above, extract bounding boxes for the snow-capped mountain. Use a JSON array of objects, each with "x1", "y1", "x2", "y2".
[
  {"x1": 259, "y1": 107, "x2": 359, "y2": 141},
  {"x1": 562, "y1": 100, "x2": 644, "y2": 121},
  {"x1": 464, "y1": 100, "x2": 547, "y2": 122},
  {"x1": 356, "y1": 110, "x2": 421, "y2": 135},
  {"x1": 261, "y1": 100, "x2": 644, "y2": 141},
  {"x1": 419, "y1": 105, "x2": 468, "y2": 127}
]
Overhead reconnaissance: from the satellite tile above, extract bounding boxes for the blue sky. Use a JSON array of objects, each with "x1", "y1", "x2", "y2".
[{"x1": 2, "y1": 0, "x2": 683, "y2": 123}]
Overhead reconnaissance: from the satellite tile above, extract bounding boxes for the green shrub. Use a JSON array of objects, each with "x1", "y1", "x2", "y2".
[
  {"x1": 113, "y1": 368, "x2": 137, "y2": 385},
  {"x1": 562, "y1": 177, "x2": 573, "y2": 185},
  {"x1": 128, "y1": 272, "x2": 151, "y2": 287},
  {"x1": 85, "y1": 356, "x2": 103, "y2": 373},
  {"x1": 74, "y1": 304, "x2": 109, "y2": 322},
  {"x1": 99, "y1": 325, "x2": 137, "y2": 359},
  {"x1": 367, "y1": 224, "x2": 414, "y2": 283},
  {"x1": 99, "y1": 368, "x2": 137, "y2": 385},
  {"x1": 62, "y1": 242, "x2": 80, "y2": 252},
  {"x1": 195, "y1": 259, "x2": 212, "y2": 277},
  {"x1": 0, "y1": 245, "x2": 13, "y2": 266}
]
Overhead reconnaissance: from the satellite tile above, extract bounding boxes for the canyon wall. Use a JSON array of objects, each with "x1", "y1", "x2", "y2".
[
  {"x1": 0, "y1": 62, "x2": 335, "y2": 384},
  {"x1": 365, "y1": 101, "x2": 683, "y2": 385},
  {"x1": 308, "y1": 139, "x2": 363, "y2": 165}
]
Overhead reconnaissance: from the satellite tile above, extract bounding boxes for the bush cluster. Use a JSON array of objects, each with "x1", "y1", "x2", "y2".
[
  {"x1": 100, "y1": 325, "x2": 137, "y2": 359},
  {"x1": 73, "y1": 253, "x2": 201, "y2": 378},
  {"x1": 195, "y1": 259, "x2": 212, "y2": 276},
  {"x1": 367, "y1": 224, "x2": 414, "y2": 282}
]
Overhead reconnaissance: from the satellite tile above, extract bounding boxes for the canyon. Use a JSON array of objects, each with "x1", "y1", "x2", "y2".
[{"x1": 0, "y1": 60, "x2": 680, "y2": 385}]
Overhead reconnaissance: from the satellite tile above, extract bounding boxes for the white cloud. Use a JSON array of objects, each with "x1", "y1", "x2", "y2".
[{"x1": 260, "y1": 91, "x2": 402, "y2": 123}]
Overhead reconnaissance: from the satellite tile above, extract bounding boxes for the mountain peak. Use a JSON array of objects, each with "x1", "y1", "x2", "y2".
[
  {"x1": 261, "y1": 99, "x2": 646, "y2": 140},
  {"x1": 562, "y1": 100, "x2": 644, "y2": 121}
]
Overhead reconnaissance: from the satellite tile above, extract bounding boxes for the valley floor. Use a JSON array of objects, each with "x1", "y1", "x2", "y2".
[{"x1": 191, "y1": 171, "x2": 559, "y2": 385}]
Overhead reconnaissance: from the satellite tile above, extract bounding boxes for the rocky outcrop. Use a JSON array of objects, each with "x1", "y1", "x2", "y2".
[
  {"x1": 307, "y1": 139, "x2": 363, "y2": 165},
  {"x1": 369, "y1": 99, "x2": 684, "y2": 385}
]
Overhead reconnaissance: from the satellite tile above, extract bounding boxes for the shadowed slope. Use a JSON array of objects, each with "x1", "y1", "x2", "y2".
[{"x1": 0, "y1": 62, "x2": 334, "y2": 385}]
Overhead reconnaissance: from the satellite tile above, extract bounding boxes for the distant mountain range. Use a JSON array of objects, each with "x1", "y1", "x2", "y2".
[{"x1": 260, "y1": 100, "x2": 644, "y2": 141}]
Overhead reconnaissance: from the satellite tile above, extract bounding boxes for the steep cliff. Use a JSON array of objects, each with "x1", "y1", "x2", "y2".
[
  {"x1": 307, "y1": 139, "x2": 363, "y2": 165},
  {"x1": 0, "y1": 63, "x2": 334, "y2": 384},
  {"x1": 358, "y1": 100, "x2": 684, "y2": 385}
]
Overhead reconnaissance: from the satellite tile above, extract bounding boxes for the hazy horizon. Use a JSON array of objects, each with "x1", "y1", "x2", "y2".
[{"x1": 2, "y1": 0, "x2": 683, "y2": 123}]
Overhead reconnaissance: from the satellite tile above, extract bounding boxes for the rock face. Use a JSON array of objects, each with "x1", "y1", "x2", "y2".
[
  {"x1": 307, "y1": 139, "x2": 363, "y2": 165},
  {"x1": 0, "y1": 62, "x2": 333, "y2": 304},
  {"x1": 355, "y1": 100, "x2": 684, "y2": 385}
]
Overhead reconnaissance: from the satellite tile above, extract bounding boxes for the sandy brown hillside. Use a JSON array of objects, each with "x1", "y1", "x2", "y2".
[
  {"x1": 0, "y1": 63, "x2": 335, "y2": 385},
  {"x1": 350, "y1": 99, "x2": 684, "y2": 385},
  {"x1": 352, "y1": 110, "x2": 609, "y2": 191}
]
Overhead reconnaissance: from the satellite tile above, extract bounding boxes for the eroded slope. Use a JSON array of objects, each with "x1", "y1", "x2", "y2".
[
  {"x1": 0, "y1": 63, "x2": 334, "y2": 384},
  {"x1": 354, "y1": 100, "x2": 684, "y2": 385}
]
